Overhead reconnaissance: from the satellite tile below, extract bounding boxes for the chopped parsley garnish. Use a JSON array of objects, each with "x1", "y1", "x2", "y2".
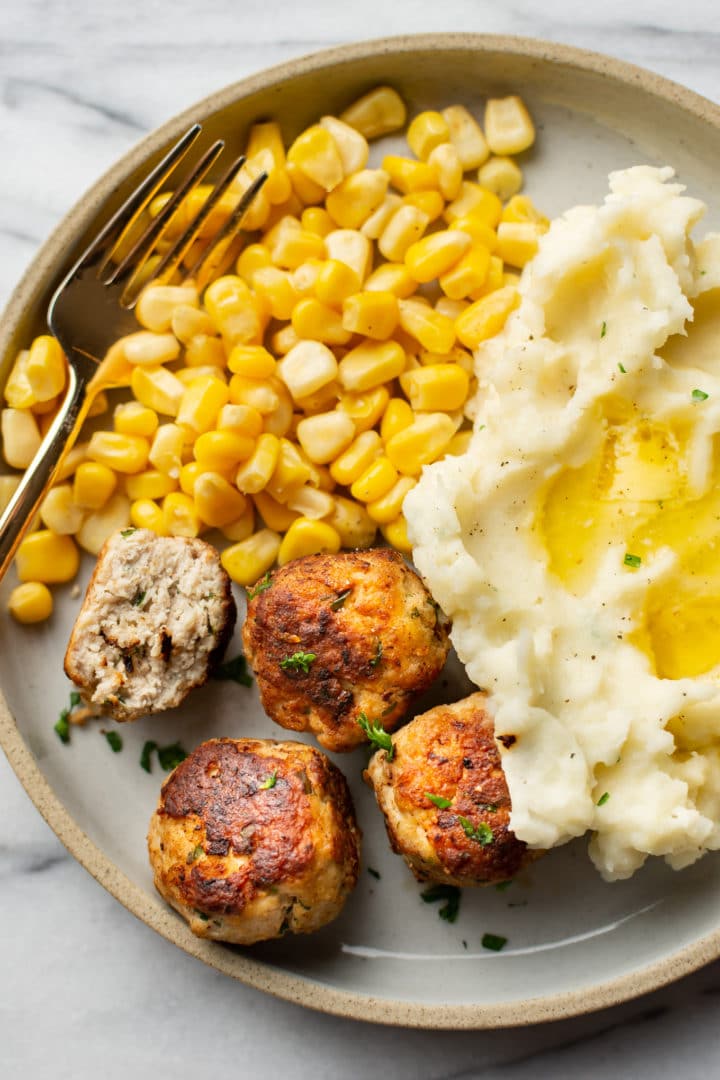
[
  {"x1": 259, "y1": 770, "x2": 278, "y2": 790},
  {"x1": 370, "y1": 639, "x2": 383, "y2": 668},
  {"x1": 141, "y1": 740, "x2": 187, "y2": 773},
  {"x1": 623, "y1": 552, "x2": 642, "y2": 569},
  {"x1": 597, "y1": 791, "x2": 610, "y2": 806},
  {"x1": 495, "y1": 880, "x2": 513, "y2": 892},
  {"x1": 458, "y1": 816, "x2": 494, "y2": 846},
  {"x1": 357, "y1": 711, "x2": 394, "y2": 759},
  {"x1": 421, "y1": 884, "x2": 461, "y2": 923},
  {"x1": 600, "y1": 321, "x2": 607, "y2": 338},
  {"x1": 70, "y1": 691, "x2": 81, "y2": 708},
  {"x1": 104, "y1": 730, "x2": 123, "y2": 753},
  {"x1": 692, "y1": 388, "x2": 709, "y2": 402},
  {"x1": 618, "y1": 362, "x2": 627, "y2": 374},
  {"x1": 54, "y1": 711, "x2": 71, "y2": 744},
  {"x1": 367, "y1": 867, "x2": 381, "y2": 880},
  {"x1": 187, "y1": 845, "x2": 203, "y2": 863},
  {"x1": 330, "y1": 588, "x2": 352, "y2": 611},
  {"x1": 425, "y1": 792, "x2": 453, "y2": 809},
  {"x1": 131, "y1": 589, "x2": 146, "y2": 607},
  {"x1": 481, "y1": 933, "x2": 508, "y2": 952},
  {"x1": 194, "y1": 910, "x2": 209, "y2": 921},
  {"x1": 120, "y1": 528, "x2": 137, "y2": 538},
  {"x1": 247, "y1": 572, "x2": 272, "y2": 599},
  {"x1": 213, "y1": 654, "x2": 252, "y2": 686},
  {"x1": 280, "y1": 651, "x2": 317, "y2": 674}
]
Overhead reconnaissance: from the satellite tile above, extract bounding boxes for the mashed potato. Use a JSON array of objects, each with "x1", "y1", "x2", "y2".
[{"x1": 405, "y1": 166, "x2": 720, "y2": 881}]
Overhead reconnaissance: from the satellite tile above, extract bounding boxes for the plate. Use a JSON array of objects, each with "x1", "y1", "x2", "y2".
[{"x1": 2, "y1": 34, "x2": 720, "y2": 1029}]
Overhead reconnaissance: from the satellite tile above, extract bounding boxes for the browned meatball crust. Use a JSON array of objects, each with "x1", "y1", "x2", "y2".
[
  {"x1": 365, "y1": 692, "x2": 539, "y2": 887},
  {"x1": 241, "y1": 549, "x2": 450, "y2": 753},
  {"x1": 148, "y1": 737, "x2": 360, "y2": 944}
]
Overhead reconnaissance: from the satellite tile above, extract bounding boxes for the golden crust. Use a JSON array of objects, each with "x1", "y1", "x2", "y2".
[
  {"x1": 241, "y1": 549, "x2": 450, "y2": 752},
  {"x1": 365, "y1": 693, "x2": 539, "y2": 886},
  {"x1": 147, "y1": 737, "x2": 360, "y2": 945}
]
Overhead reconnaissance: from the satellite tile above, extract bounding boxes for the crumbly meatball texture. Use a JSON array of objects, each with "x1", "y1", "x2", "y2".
[
  {"x1": 365, "y1": 693, "x2": 537, "y2": 886},
  {"x1": 64, "y1": 528, "x2": 236, "y2": 721},
  {"x1": 241, "y1": 549, "x2": 450, "y2": 753},
  {"x1": 148, "y1": 738, "x2": 361, "y2": 944}
]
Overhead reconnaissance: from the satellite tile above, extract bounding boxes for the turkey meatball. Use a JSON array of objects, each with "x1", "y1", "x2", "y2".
[
  {"x1": 242, "y1": 549, "x2": 450, "y2": 753},
  {"x1": 365, "y1": 693, "x2": 538, "y2": 886},
  {"x1": 148, "y1": 737, "x2": 360, "y2": 945},
  {"x1": 65, "y1": 528, "x2": 236, "y2": 721}
]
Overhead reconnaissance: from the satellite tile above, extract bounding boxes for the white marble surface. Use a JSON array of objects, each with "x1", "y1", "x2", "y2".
[{"x1": 3, "y1": 0, "x2": 720, "y2": 1075}]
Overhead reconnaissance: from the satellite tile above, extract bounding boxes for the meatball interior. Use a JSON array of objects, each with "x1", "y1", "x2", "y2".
[
  {"x1": 365, "y1": 692, "x2": 537, "y2": 887},
  {"x1": 242, "y1": 549, "x2": 450, "y2": 753},
  {"x1": 148, "y1": 738, "x2": 360, "y2": 945}
]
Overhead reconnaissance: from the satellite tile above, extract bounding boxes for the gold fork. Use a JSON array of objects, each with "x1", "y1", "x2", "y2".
[{"x1": 0, "y1": 125, "x2": 267, "y2": 581}]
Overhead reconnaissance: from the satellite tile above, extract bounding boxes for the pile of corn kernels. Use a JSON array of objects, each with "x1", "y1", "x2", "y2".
[{"x1": 0, "y1": 87, "x2": 548, "y2": 624}]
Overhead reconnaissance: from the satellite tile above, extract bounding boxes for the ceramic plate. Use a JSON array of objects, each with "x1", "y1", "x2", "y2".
[{"x1": 2, "y1": 35, "x2": 720, "y2": 1029}]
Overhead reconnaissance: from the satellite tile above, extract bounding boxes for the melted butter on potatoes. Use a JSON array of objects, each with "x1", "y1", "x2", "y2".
[
  {"x1": 148, "y1": 738, "x2": 360, "y2": 944},
  {"x1": 242, "y1": 549, "x2": 450, "y2": 752}
]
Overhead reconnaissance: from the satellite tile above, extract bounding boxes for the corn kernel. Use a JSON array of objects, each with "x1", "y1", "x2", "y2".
[
  {"x1": 194, "y1": 430, "x2": 255, "y2": 471},
  {"x1": 130, "y1": 365, "x2": 184, "y2": 416},
  {"x1": 291, "y1": 259, "x2": 325, "y2": 296},
  {"x1": 455, "y1": 285, "x2": 520, "y2": 348},
  {"x1": 327, "y1": 495, "x2": 377, "y2": 549},
  {"x1": 314, "y1": 260, "x2": 362, "y2": 307},
  {"x1": 477, "y1": 156, "x2": 523, "y2": 201},
  {"x1": 119, "y1": 331, "x2": 180, "y2": 367},
  {"x1": 175, "y1": 367, "x2": 228, "y2": 389},
  {"x1": 248, "y1": 147, "x2": 292, "y2": 206},
  {"x1": 193, "y1": 472, "x2": 248, "y2": 528},
  {"x1": 342, "y1": 291, "x2": 399, "y2": 339},
  {"x1": 319, "y1": 115, "x2": 369, "y2": 174},
  {"x1": 405, "y1": 230, "x2": 471, "y2": 284},
  {"x1": 222, "y1": 528, "x2": 281, "y2": 586},
  {"x1": 130, "y1": 498, "x2": 167, "y2": 534},
  {"x1": 162, "y1": 491, "x2": 200, "y2": 537},
  {"x1": 329, "y1": 430, "x2": 383, "y2": 486},
  {"x1": 27, "y1": 336, "x2": 66, "y2": 403},
  {"x1": 286, "y1": 485, "x2": 335, "y2": 520},
  {"x1": 113, "y1": 401, "x2": 159, "y2": 438},
  {"x1": 378, "y1": 205, "x2": 429, "y2": 262},
  {"x1": 124, "y1": 469, "x2": 177, "y2": 502},
  {"x1": 340, "y1": 86, "x2": 406, "y2": 139},
  {"x1": 8, "y1": 581, "x2": 53, "y2": 623},
  {"x1": 0, "y1": 474, "x2": 20, "y2": 513},
  {"x1": 251, "y1": 267, "x2": 299, "y2": 320},
  {"x1": 361, "y1": 194, "x2": 403, "y2": 240},
  {"x1": 364, "y1": 263, "x2": 417, "y2": 299},
  {"x1": 277, "y1": 341, "x2": 338, "y2": 401},
  {"x1": 170, "y1": 304, "x2": 215, "y2": 345},
  {"x1": 278, "y1": 517, "x2": 341, "y2": 565},
  {"x1": 294, "y1": 380, "x2": 341, "y2": 414},
  {"x1": 451, "y1": 215, "x2": 498, "y2": 250},
  {"x1": 324, "y1": 229, "x2": 372, "y2": 282},
  {"x1": 427, "y1": 143, "x2": 463, "y2": 201},
  {"x1": 40, "y1": 484, "x2": 84, "y2": 535},
  {"x1": 216, "y1": 404, "x2": 263, "y2": 439},
  {"x1": 15, "y1": 530, "x2": 79, "y2": 583},
  {"x1": 247, "y1": 121, "x2": 288, "y2": 200},
  {"x1": 176, "y1": 375, "x2": 230, "y2": 436},
  {"x1": 287, "y1": 125, "x2": 344, "y2": 191},
  {"x1": 178, "y1": 462, "x2": 207, "y2": 496},
  {"x1": 338, "y1": 340, "x2": 406, "y2": 392},
  {"x1": 286, "y1": 161, "x2": 326, "y2": 206},
  {"x1": 366, "y1": 475, "x2": 417, "y2": 524},
  {"x1": 270, "y1": 225, "x2": 326, "y2": 271},
  {"x1": 204, "y1": 275, "x2": 266, "y2": 346},
  {"x1": 385, "y1": 413, "x2": 457, "y2": 475},
  {"x1": 234, "y1": 433, "x2": 280, "y2": 494},
  {"x1": 32, "y1": 393, "x2": 60, "y2": 418},
  {"x1": 4, "y1": 350, "x2": 35, "y2": 409},
  {"x1": 221, "y1": 503, "x2": 256, "y2": 543},
  {"x1": 398, "y1": 299, "x2": 456, "y2": 354},
  {"x1": 470, "y1": 254, "x2": 505, "y2": 298},
  {"x1": 402, "y1": 190, "x2": 445, "y2": 223},
  {"x1": 407, "y1": 111, "x2": 450, "y2": 160},
  {"x1": 135, "y1": 285, "x2": 198, "y2": 333},
  {"x1": 350, "y1": 456, "x2": 398, "y2": 503},
  {"x1": 442, "y1": 105, "x2": 489, "y2": 169},
  {"x1": 56, "y1": 442, "x2": 89, "y2": 483},
  {"x1": 295, "y1": 411, "x2": 355, "y2": 465},
  {"x1": 400, "y1": 363, "x2": 470, "y2": 411},
  {"x1": 325, "y1": 169, "x2": 389, "y2": 230},
  {"x1": 381, "y1": 397, "x2": 414, "y2": 442},
  {"x1": 236, "y1": 243, "x2": 273, "y2": 283},
  {"x1": 301, "y1": 207, "x2": 335, "y2": 237},
  {"x1": 336, "y1": 386, "x2": 389, "y2": 434},
  {"x1": 382, "y1": 155, "x2": 438, "y2": 195},
  {"x1": 439, "y1": 244, "x2": 491, "y2": 299},
  {"x1": 445, "y1": 183, "x2": 503, "y2": 228},
  {"x1": 1, "y1": 408, "x2": 41, "y2": 468},
  {"x1": 262, "y1": 379, "x2": 294, "y2": 438},
  {"x1": 484, "y1": 96, "x2": 535, "y2": 155},
  {"x1": 291, "y1": 297, "x2": 352, "y2": 345},
  {"x1": 381, "y1": 514, "x2": 412, "y2": 554},
  {"x1": 496, "y1": 221, "x2": 545, "y2": 268},
  {"x1": 149, "y1": 423, "x2": 186, "y2": 478},
  {"x1": 266, "y1": 438, "x2": 313, "y2": 502},
  {"x1": 501, "y1": 194, "x2": 549, "y2": 227},
  {"x1": 78, "y1": 494, "x2": 131, "y2": 554},
  {"x1": 185, "y1": 335, "x2": 227, "y2": 369},
  {"x1": 252, "y1": 491, "x2": 299, "y2": 532},
  {"x1": 87, "y1": 431, "x2": 149, "y2": 474},
  {"x1": 446, "y1": 429, "x2": 473, "y2": 456}
]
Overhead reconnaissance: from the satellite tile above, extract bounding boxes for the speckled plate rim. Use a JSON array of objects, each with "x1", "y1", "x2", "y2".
[{"x1": 3, "y1": 32, "x2": 720, "y2": 1029}]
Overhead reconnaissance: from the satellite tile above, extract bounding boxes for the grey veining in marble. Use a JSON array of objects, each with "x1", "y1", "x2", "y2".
[{"x1": 3, "y1": 0, "x2": 720, "y2": 1076}]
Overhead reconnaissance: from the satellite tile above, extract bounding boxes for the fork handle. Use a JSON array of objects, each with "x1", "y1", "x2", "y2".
[{"x1": 0, "y1": 363, "x2": 91, "y2": 584}]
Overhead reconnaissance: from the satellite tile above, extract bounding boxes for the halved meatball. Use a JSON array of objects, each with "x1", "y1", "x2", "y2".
[
  {"x1": 241, "y1": 549, "x2": 450, "y2": 753},
  {"x1": 147, "y1": 737, "x2": 360, "y2": 944},
  {"x1": 64, "y1": 528, "x2": 235, "y2": 721},
  {"x1": 365, "y1": 692, "x2": 538, "y2": 886}
]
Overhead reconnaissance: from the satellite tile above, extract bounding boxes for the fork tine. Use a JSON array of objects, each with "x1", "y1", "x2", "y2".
[
  {"x1": 104, "y1": 139, "x2": 226, "y2": 289},
  {"x1": 125, "y1": 152, "x2": 258, "y2": 298},
  {"x1": 185, "y1": 169, "x2": 269, "y2": 288},
  {"x1": 62, "y1": 124, "x2": 203, "y2": 283}
]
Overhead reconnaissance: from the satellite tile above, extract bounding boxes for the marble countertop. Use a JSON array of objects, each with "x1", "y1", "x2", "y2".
[{"x1": 3, "y1": 0, "x2": 720, "y2": 1075}]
